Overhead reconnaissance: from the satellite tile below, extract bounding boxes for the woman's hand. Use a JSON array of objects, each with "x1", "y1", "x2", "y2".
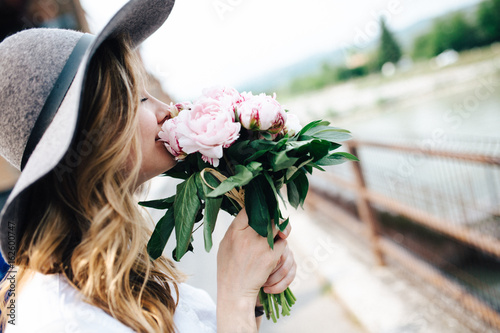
[
  {"x1": 261, "y1": 224, "x2": 296, "y2": 295},
  {"x1": 216, "y1": 209, "x2": 295, "y2": 333},
  {"x1": 255, "y1": 223, "x2": 296, "y2": 330}
]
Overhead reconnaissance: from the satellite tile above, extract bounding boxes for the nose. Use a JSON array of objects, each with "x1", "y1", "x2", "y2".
[{"x1": 152, "y1": 97, "x2": 171, "y2": 125}]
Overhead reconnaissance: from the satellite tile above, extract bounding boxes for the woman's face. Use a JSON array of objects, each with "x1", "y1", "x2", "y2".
[{"x1": 136, "y1": 89, "x2": 176, "y2": 185}]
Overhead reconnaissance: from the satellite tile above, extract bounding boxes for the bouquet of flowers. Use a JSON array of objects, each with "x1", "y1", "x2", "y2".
[{"x1": 140, "y1": 86, "x2": 357, "y2": 322}]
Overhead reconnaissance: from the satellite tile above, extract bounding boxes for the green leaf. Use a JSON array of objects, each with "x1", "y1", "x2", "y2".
[
  {"x1": 259, "y1": 132, "x2": 273, "y2": 140},
  {"x1": 226, "y1": 140, "x2": 254, "y2": 160},
  {"x1": 309, "y1": 140, "x2": 331, "y2": 161},
  {"x1": 147, "y1": 208, "x2": 175, "y2": 260},
  {"x1": 278, "y1": 218, "x2": 289, "y2": 232},
  {"x1": 310, "y1": 163, "x2": 326, "y2": 172},
  {"x1": 164, "y1": 153, "x2": 199, "y2": 179},
  {"x1": 207, "y1": 162, "x2": 262, "y2": 198},
  {"x1": 294, "y1": 172, "x2": 309, "y2": 208},
  {"x1": 194, "y1": 206, "x2": 204, "y2": 223},
  {"x1": 244, "y1": 150, "x2": 267, "y2": 163},
  {"x1": 303, "y1": 126, "x2": 352, "y2": 142},
  {"x1": 262, "y1": 171, "x2": 280, "y2": 201},
  {"x1": 245, "y1": 176, "x2": 270, "y2": 238},
  {"x1": 249, "y1": 139, "x2": 277, "y2": 151},
  {"x1": 297, "y1": 120, "x2": 330, "y2": 138},
  {"x1": 275, "y1": 136, "x2": 289, "y2": 149},
  {"x1": 287, "y1": 172, "x2": 309, "y2": 209},
  {"x1": 220, "y1": 196, "x2": 241, "y2": 216},
  {"x1": 286, "y1": 180, "x2": 300, "y2": 209},
  {"x1": 335, "y1": 152, "x2": 359, "y2": 161},
  {"x1": 274, "y1": 177, "x2": 284, "y2": 192},
  {"x1": 285, "y1": 157, "x2": 313, "y2": 180},
  {"x1": 306, "y1": 125, "x2": 350, "y2": 136},
  {"x1": 163, "y1": 170, "x2": 190, "y2": 180},
  {"x1": 203, "y1": 198, "x2": 222, "y2": 252},
  {"x1": 267, "y1": 217, "x2": 274, "y2": 249},
  {"x1": 243, "y1": 137, "x2": 283, "y2": 164},
  {"x1": 174, "y1": 174, "x2": 202, "y2": 260},
  {"x1": 277, "y1": 189, "x2": 287, "y2": 208},
  {"x1": 139, "y1": 195, "x2": 175, "y2": 210},
  {"x1": 199, "y1": 172, "x2": 223, "y2": 252},
  {"x1": 270, "y1": 151, "x2": 300, "y2": 171},
  {"x1": 172, "y1": 242, "x2": 194, "y2": 262},
  {"x1": 316, "y1": 152, "x2": 359, "y2": 166},
  {"x1": 286, "y1": 140, "x2": 314, "y2": 151},
  {"x1": 262, "y1": 171, "x2": 283, "y2": 245},
  {"x1": 285, "y1": 139, "x2": 338, "y2": 157}
]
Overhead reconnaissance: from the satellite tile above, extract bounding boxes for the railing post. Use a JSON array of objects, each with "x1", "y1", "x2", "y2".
[{"x1": 348, "y1": 141, "x2": 385, "y2": 266}]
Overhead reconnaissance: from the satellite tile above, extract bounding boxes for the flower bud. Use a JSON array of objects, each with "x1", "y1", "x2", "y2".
[
  {"x1": 283, "y1": 113, "x2": 302, "y2": 137},
  {"x1": 237, "y1": 93, "x2": 287, "y2": 134}
]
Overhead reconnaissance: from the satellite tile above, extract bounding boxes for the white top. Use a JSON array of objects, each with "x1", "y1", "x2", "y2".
[{"x1": 5, "y1": 272, "x2": 217, "y2": 333}]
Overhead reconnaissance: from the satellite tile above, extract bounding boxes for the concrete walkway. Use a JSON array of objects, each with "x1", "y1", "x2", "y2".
[
  {"x1": 286, "y1": 208, "x2": 495, "y2": 333},
  {"x1": 146, "y1": 178, "x2": 495, "y2": 333}
]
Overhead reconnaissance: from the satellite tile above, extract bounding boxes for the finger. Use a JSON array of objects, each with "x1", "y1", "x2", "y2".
[
  {"x1": 271, "y1": 221, "x2": 279, "y2": 238},
  {"x1": 269, "y1": 244, "x2": 291, "y2": 275},
  {"x1": 263, "y1": 261, "x2": 297, "y2": 294},
  {"x1": 277, "y1": 222, "x2": 291, "y2": 240},
  {"x1": 272, "y1": 218, "x2": 290, "y2": 239},
  {"x1": 263, "y1": 248, "x2": 294, "y2": 287},
  {"x1": 269, "y1": 237, "x2": 287, "y2": 262},
  {"x1": 269, "y1": 245, "x2": 290, "y2": 275}
]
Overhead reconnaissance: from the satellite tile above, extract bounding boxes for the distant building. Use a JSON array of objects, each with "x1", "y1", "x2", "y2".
[{"x1": 346, "y1": 53, "x2": 369, "y2": 70}]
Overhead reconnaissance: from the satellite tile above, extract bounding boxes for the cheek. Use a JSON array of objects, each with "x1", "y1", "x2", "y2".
[
  {"x1": 138, "y1": 108, "x2": 158, "y2": 141},
  {"x1": 137, "y1": 108, "x2": 176, "y2": 178}
]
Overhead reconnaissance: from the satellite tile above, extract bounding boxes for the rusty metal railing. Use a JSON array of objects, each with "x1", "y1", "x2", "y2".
[{"x1": 306, "y1": 138, "x2": 500, "y2": 330}]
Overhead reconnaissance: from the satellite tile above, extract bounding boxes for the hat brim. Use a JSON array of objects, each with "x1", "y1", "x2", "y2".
[{"x1": 0, "y1": 0, "x2": 176, "y2": 262}]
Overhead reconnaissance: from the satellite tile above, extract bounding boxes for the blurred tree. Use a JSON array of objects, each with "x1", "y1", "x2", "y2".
[
  {"x1": 412, "y1": 11, "x2": 481, "y2": 59},
  {"x1": 376, "y1": 18, "x2": 402, "y2": 70},
  {"x1": 477, "y1": 0, "x2": 500, "y2": 44},
  {"x1": 446, "y1": 13, "x2": 479, "y2": 51},
  {"x1": 412, "y1": 33, "x2": 434, "y2": 59}
]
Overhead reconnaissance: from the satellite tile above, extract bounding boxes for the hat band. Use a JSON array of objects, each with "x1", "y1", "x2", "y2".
[{"x1": 20, "y1": 33, "x2": 95, "y2": 171}]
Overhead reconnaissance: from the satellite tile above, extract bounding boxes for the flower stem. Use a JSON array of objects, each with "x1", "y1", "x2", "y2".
[{"x1": 258, "y1": 287, "x2": 295, "y2": 323}]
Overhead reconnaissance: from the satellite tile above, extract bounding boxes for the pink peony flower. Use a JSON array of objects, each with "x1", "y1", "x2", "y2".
[
  {"x1": 201, "y1": 85, "x2": 243, "y2": 104},
  {"x1": 283, "y1": 113, "x2": 302, "y2": 137},
  {"x1": 159, "y1": 98, "x2": 241, "y2": 167},
  {"x1": 158, "y1": 116, "x2": 187, "y2": 160},
  {"x1": 198, "y1": 86, "x2": 244, "y2": 121},
  {"x1": 236, "y1": 93, "x2": 287, "y2": 134},
  {"x1": 164, "y1": 101, "x2": 193, "y2": 119},
  {"x1": 176, "y1": 101, "x2": 193, "y2": 112}
]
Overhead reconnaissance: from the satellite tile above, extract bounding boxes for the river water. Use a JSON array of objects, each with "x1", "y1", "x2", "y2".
[
  {"x1": 343, "y1": 86, "x2": 500, "y2": 146},
  {"x1": 315, "y1": 66, "x2": 500, "y2": 226},
  {"x1": 293, "y1": 60, "x2": 500, "y2": 307}
]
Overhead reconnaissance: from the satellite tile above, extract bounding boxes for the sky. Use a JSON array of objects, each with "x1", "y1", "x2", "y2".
[{"x1": 80, "y1": 0, "x2": 482, "y2": 101}]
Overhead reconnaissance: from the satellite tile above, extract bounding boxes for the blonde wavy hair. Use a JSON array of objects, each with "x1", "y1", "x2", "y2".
[{"x1": 0, "y1": 37, "x2": 184, "y2": 332}]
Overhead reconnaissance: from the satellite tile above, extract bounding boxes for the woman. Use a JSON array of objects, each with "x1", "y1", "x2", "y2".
[{"x1": 0, "y1": 0, "x2": 296, "y2": 332}]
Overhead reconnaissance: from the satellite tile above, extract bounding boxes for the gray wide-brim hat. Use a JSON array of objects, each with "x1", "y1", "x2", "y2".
[{"x1": 0, "y1": 0, "x2": 176, "y2": 262}]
